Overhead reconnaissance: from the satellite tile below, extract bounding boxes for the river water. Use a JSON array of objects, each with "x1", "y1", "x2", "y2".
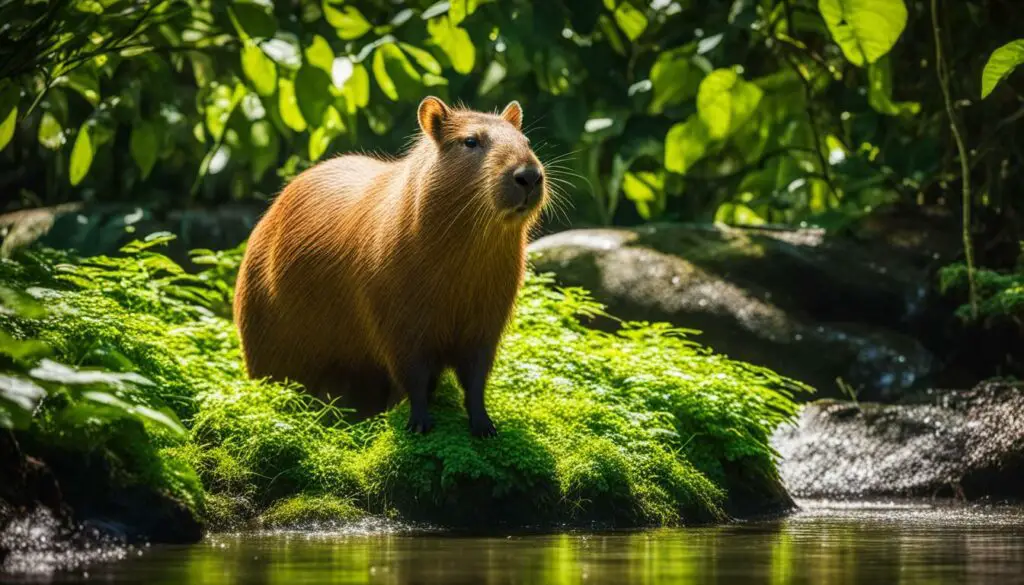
[{"x1": 3, "y1": 500, "x2": 1024, "y2": 584}]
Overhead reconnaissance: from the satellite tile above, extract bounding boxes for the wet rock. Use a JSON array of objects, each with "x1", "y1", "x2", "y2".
[
  {"x1": 773, "y1": 380, "x2": 1024, "y2": 499},
  {"x1": 0, "y1": 431, "x2": 202, "y2": 557},
  {"x1": 528, "y1": 224, "x2": 936, "y2": 401}
]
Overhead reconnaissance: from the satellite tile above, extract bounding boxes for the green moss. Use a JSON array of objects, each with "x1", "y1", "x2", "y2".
[
  {"x1": 0, "y1": 235, "x2": 809, "y2": 530},
  {"x1": 940, "y1": 259, "x2": 1024, "y2": 320},
  {"x1": 259, "y1": 495, "x2": 365, "y2": 529}
]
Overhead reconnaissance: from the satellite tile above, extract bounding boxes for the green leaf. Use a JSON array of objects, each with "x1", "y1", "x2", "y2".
[
  {"x1": 664, "y1": 115, "x2": 711, "y2": 174},
  {"x1": 714, "y1": 202, "x2": 767, "y2": 226},
  {"x1": 75, "y1": 0, "x2": 103, "y2": 14},
  {"x1": 819, "y1": 0, "x2": 907, "y2": 67},
  {"x1": 250, "y1": 120, "x2": 279, "y2": 180},
  {"x1": 0, "y1": 375, "x2": 45, "y2": 430},
  {"x1": 372, "y1": 43, "x2": 422, "y2": 101},
  {"x1": 428, "y1": 17, "x2": 476, "y2": 74},
  {"x1": 323, "y1": 1, "x2": 373, "y2": 40},
  {"x1": 242, "y1": 42, "x2": 278, "y2": 96},
  {"x1": 448, "y1": 0, "x2": 484, "y2": 25},
  {"x1": 308, "y1": 106, "x2": 344, "y2": 161},
  {"x1": 69, "y1": 122, "x2": 94, "y2": 186},
  {"x1": 278, "y1": 78, "x2": 307, "y2": 131},
  {"x1": 696, "y1": 69, "x2": 763, "y2": 140},
  {"x1": 60, "y1": 69, "x2": 100, "y2": 106},
  {"x1": 0, "y1": 83, "x2": 20, "y2": 151},
  {"x1": 205, "y1": 84, "x2": 245, "y2": 141},
  {"x1": 37, "y1": 112, "x2": 63, "y2": 150},
  {"x1": 648, "y1": 44, "x2": 703, "y2": 114},
  {"x1": 306, "y1": 35, "x2": 335, "y2": 73},
  {"x1": 982, "y1": 40, "x2": 1024, "y2": 99},
  {"x1": 342, "y1": 62, "x2": 370, "y2": 109},
  {"x1": 79, "y1": 390, "x2": 185, "y2": 438},
  {"x1": 867, "y1": 56, "x2": 920, "y2": 116},
  {"x1": 613, "y1": 3, "x2": 648, "y2": 41},
  {"x1": 230, "y1": 2, "x2": 277, "y2": 38},
  {"x1": 294, "y1": 64, "x2": 333, "y2": 126},
  {"x1": 130, "y1": 121, "x2": 159, "y2": 179},
  {"x1": 622, "y1": 170, "x2": 665, "y2": 220},
  {"x1": 399, "y1": 43, "x2": 443, "y2": 75}
]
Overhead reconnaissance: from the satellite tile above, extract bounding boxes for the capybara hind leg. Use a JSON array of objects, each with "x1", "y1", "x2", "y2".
[
  {"x1": 391, "y1": 358, "x2": 437, "y2": 434},
  {"x1": 455, "y1": 343, "x2": 499, "y2": 438},
  {"x1": 321, "y1": 365, "x2": 390, "y2": 421}
]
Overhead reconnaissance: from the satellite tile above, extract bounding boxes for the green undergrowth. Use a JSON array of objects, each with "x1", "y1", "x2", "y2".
[
  {"x1": 940, "y1": 252, "x2": 1024, "y2": 321},
  {"x1": 0, "y1": 233, "x2": 809, "y2": 532}
]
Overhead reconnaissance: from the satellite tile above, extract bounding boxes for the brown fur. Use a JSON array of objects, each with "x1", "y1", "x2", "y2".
[{"x1": 234, "y1": 97, "x2": 547, "y2": 436}]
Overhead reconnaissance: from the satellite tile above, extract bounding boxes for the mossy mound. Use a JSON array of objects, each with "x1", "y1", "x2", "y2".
[{"x1": 0, "y1": 234, "x2": 808, "y2": 535}]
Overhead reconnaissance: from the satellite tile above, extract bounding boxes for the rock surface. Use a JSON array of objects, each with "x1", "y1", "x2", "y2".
[
  {"x1": 528, "y1": 224, "x2": 938, "y2": 401},
  {"x1": 0, "y1": 431, "x2": 202, "y2": 553},
  {"x1": 773, "y1": 381, "x2": 1024, "y2": 499}
]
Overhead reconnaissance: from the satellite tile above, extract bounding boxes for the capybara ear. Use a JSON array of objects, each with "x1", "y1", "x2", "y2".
[
  {"x1": 418, "y1": 96, "x2": 451, "y2": 143},
  {"x1": 501, "y1": 100, "x2": 523, "y2": 131}
]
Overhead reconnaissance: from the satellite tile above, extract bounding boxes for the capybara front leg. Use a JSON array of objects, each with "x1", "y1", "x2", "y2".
[{"x1": 455, "y1": 343, "x2": 498, "y2": 438}]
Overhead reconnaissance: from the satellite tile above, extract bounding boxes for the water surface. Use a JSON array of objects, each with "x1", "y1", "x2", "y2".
[{"x1": 6, "y1": 500, "x2": 1024, "y2": 584}]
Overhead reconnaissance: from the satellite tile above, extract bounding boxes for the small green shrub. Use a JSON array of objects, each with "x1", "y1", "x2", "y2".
[
  {"x1": 940, "y1": 253, "x2": 1024, "y2": 321},
  {"x1": 1, "y1": 234, "x2": 808, "y2": 530}
]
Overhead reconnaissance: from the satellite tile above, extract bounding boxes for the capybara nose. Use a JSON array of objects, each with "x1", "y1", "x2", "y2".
[{"x1": 513, "y1": 165, "x2": 543, "y2": 195}]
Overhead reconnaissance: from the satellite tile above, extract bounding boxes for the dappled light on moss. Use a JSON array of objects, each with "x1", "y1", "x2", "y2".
[{"x1": 0, "y1": 237, "x2": 808, "y2": 530}]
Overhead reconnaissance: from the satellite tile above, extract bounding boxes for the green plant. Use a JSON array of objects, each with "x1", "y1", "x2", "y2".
[
  {"x1": 1, "y1": 0, "x2": 1022, "y2": 248},
  {"x1": 1, "y1": 234, "x2": 809, "y2": 529}
]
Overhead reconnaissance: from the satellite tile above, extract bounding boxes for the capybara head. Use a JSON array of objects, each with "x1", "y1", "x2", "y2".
[{"x1": 417, "y1": 96, "x2": 547, "y2": 223}]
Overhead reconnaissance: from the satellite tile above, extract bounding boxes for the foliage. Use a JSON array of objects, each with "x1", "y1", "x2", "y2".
[
  {"x1": 982, "y1": 40, "x2": 1024, "y2": 99},
  {"x1": 1, "y1": 0, "x2": 1022, "y2": 242},
  {"x1": 940, "y1": 246, "x2": 1024, "y2": 322},
  {"x1": 0, "y1": 258, "x2": 199, "y2": 513},
  {"x1": 0, "y1": 235, "x2": 807, "y2": 529}
]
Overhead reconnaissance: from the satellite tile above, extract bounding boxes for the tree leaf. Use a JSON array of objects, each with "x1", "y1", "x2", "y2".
[
  {"x1": 130, "y1": 121, "x2": 159, "y2": 179},
  {"x1": 241, "y1": 42, "x2": 278, "y2": 96},
  {"x1": 278, "y1": 78, "x2": 307, "y2": 131},
  {"x1": 230, "y1": 2, "x2": 277, "y2": 39},
  {"x1": 294, "y1": 64, "x2": 333, "y2": 126},
  {"x1": 37, "y1": 112, "x2": 64, "y2": 150},
  {"x1": 249, "y1": 120, "x2": 279, "y2": 180},
  {"x1": 696, "y1": 69, "x2": 763, "y2": 140},
  {"x1": 399, "y1": 43, "x2": 443, "y2": 75},
  {"x1": 427, "y1": 16, "x2": 475, "y2": 74},
  {"x1": 306, "y1": 34, "x2": 335, "y2": 73},
  {"x1": 60, "y1": 69, "x2": 100, "y2": 106},
  {"x1": 664, "y1": 115, "x2": 711, "y2": 174},
  {"x1": 372, "y1": 43, "x2": 422, "y2": 101},
  {"x1": 622, "y1": 170, "x2": 665, "y2": 220},
  {"x1": 261, "y1": 38, "x2": 302, "y2": 69},
  {"x1": 0, "y1": 83, "x2": 20, "y2": 151},
  {"x1": 648, "y1": 44, "x2": 703, "y2": 114},
  {"x1": 614, "y1": 2, "x2": 648, "y2": 41},
  {"x1": 342, "y1": 62, "x2": 370, "y2": 109},
  {"x1": 819, "y1": 0, "x2": 907, "y2": 67},
  {"x1": 323, "y1": 1, "x2": 373, "y2": 40},
  {"x1": 308, "y1": 107, "x2": 344, "y2": 161},
  {"x1": 715, "y1": 202, "x2": 767, "y2": 226},
  {"x1": 69, "y1": 122, "x2": 94, "y2": 186},
  {"x1": 867, "y1": 56, "x2": 920, "y2": 116},
  {"x1": 982, "y1": 40, "x2": 1024, "y2": 99}
]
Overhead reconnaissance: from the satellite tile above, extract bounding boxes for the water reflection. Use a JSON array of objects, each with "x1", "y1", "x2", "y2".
[{"x1": 11, "y1": 501, "x2": 1024, "y2": 584}]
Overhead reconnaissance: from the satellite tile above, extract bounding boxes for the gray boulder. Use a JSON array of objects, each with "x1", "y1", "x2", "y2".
[
  {"x1": 528, "y1": 224, "x2": 936, "y2": 401},
  {"x1": 773, "y1": 381, "x2": 1024, "y2": 499}
]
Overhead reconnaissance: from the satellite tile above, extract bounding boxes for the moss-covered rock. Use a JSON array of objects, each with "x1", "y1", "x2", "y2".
[
  {"x1": 528, "y1": 224, "x2": 936, "y2": 401},
  {"x1": 0, "y1": 236, "x2": 808, "y2": 538}
]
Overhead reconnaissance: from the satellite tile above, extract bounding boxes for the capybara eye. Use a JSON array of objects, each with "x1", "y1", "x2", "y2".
[{"x1": 463, "y1": 136, "x2": 479, "y2": 148}]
